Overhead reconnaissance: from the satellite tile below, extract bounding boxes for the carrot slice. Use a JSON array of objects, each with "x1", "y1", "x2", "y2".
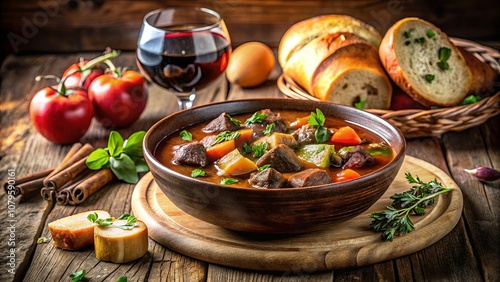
[
  {"x1": 206, "y1": 139, "x2": 236, "y2": 162},
  {"x1": 235, "y1": 128, "x2": 254, "y2": 148},
  {"x1": 335, "y1": 169, "x2": 361, "y2": 182},
  {"x1": 289, "y1": 115, "x2": 310, "y2": 129},
  {"x1": 331, "y1": 126, "x2": 361, "y2": 145}
]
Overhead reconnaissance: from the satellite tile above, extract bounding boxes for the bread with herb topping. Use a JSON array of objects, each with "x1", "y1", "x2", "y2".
[{"x1": 379, "y1": 17, "x2": 472, "y2": 107}]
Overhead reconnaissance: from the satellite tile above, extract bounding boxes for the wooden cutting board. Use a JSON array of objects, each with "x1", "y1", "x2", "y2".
[{"x1": 131, "y1": 156, "x2": 463, "y2": 272}]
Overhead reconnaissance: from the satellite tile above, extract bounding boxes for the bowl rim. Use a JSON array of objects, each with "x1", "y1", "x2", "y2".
[{"x1": 144, "y1": 98, "x2": 406, "y2": 193}]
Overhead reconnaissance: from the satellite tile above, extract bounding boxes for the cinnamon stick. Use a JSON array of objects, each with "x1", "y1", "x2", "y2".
[
  {"x1": 71, "y1": 168, "x2": 114, "y2": 204},
  {"x1": 44, "y1": 143, "x2": 83, "y2": 180},
  {"x1": 41, "y1": 143, "x2": 89, "y2": 201},
  {"x1": 54, "y1": 169, "x2": 95, "y2": 205},
  {"x1": 44, "y1": 158, "x2": 89, "y2": 191},
  {"x1": 3, "y1": 168, "x2": 53, "y2": 197}
]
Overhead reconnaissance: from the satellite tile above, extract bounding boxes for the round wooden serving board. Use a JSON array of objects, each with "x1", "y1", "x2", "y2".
[{"x1": 132, "y1": 156, "x2": 463, "y2": 272}]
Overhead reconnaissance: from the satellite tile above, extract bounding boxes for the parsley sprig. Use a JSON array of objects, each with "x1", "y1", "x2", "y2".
[
  {"x1": 246, "y1": 112, "x2": 268, "y2": 124},
  {"x1": 86, "y1": 131, "x2": 149, "y2": 184},
  {"x1": 212, "y1": 131, "x2": 240, "y2": 146},
  {"x1": 369, "y1": 173, "x2": 453, "y2": 241},
  {"x1": 87, "y1": 212, "x2": 138, "y2": 230},
  {"x1": 308, "y1": 108, "x2": 330, "y2": 143}
]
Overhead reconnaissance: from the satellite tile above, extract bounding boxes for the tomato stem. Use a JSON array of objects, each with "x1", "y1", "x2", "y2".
[
  {"x1": 103, "y1": 59, "x2": 123, "y2": 78},
  {"x1": 80, "y1": 49, "x2": 120, "y2": 72}
]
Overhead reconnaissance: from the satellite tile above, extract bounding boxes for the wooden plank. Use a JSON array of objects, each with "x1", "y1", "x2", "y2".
[
  {"x1": 2, "y1": 0, "x2": 499, "y2": 52},
  {"x1": 441, "y1": 116, "x2": 500, "y2": 281}
]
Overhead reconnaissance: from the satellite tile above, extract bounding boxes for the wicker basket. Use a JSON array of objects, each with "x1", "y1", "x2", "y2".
[{"x1": 277, "y1": 38, "x2": 500, "y2": 138}]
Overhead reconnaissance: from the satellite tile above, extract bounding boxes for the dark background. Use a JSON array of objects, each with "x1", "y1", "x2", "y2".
[{"x1": 1, "y1": 0, "x2": 499, "y2": 56}]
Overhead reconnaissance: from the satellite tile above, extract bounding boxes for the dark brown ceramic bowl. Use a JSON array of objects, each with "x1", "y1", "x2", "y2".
[{"x1": 144, "y1": 99, "x2": 406, "y2": 234}]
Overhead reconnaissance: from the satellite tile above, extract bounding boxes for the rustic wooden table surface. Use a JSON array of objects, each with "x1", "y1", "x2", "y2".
[{"x1": 0, "y1": 52, "x2": 498, "y2": 282}]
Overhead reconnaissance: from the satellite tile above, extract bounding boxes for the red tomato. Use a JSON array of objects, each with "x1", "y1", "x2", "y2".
[
  {"x1": 30, "y1": 86, "x2": 94, "y2": 144},
  {"x1": 63, "y1": 60, "x2": 105, "y2": 89},
  {"x1": 88, "y1": 70, "x2": 148, "y2": 127}
]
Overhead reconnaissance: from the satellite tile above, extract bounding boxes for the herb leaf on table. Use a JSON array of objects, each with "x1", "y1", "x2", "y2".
[
  {"x1": 369, "y1": 172, "x2": 453, "y2": 241},
  {"x1": 86, "y1": 130, "x2": 149, "y2": 184}
]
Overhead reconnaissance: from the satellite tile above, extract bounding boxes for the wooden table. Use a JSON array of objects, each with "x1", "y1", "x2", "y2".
[{"x1": 1, "y1": 52, "x2": 498, "y2": 282}]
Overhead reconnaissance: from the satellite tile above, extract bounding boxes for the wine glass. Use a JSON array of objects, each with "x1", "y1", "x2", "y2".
[{"x1": 136, "y1": 7, "x2": 231, "y2": 110}]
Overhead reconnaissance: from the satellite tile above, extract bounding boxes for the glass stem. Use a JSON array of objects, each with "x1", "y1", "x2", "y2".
[{"x1": 177, "y1": 92, "x2": 197, "y2": 110}]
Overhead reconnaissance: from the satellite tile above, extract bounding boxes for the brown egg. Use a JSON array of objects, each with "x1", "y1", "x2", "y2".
[{"x1": 226, "y1": 42, "x2": 275, "y2": 88}]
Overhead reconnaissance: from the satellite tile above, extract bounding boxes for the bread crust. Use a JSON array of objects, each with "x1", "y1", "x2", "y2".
[
  {"x1": 278, "y1": 14, "x2": 382, "y2": 68},
  {"x1": 458, "y1": 46, "x2": 498, "y2": 95},
  {"x1": 379, "y1": 17, "x2": 472, "y2": 107}
]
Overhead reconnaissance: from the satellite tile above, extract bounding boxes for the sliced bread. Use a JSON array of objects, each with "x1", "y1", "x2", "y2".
[
  {"x1": 458, "y1": 46, "x2": 497, "y2": 95},
  {"x1": 379, "y1": 17, "x2": 472, "y2": 107},
  {"x1": 284, "y1": 32, "x2": 392, "y2": 109},
  {"x1": 278, "y1": 14, "x2": 382, "y2": 68}
]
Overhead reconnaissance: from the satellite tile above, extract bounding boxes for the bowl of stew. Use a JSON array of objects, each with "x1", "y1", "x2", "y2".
[{"x1": 144, "y1": 99, "x2": 405, "y2": 234}]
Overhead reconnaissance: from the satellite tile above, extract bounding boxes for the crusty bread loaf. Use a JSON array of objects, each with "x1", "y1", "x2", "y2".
[
  {"x1": 284, "y1": 32, "x2": 392, "y2": 109},
  {"x1": 49, "y1": 210, "x2": 111, "y2": 250},
  {"x1": 458, "y1": 46, "x2": 497, "y2": 95},
  {"x1": 379, "y1": 17, "x2": 472, "y2": 107},
  {"x1": 278, "y1": 14, "x2": 382, "y2": 68}
]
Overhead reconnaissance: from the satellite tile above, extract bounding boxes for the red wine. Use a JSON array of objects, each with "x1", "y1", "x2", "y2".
[{"x1": 137, "y1": 31, "x2": 230, "y2": 93}]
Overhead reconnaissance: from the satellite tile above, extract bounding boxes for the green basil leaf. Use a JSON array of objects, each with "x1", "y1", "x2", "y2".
[
  {"x1": 426, "y1": 29, "x2": 435, "y2": 39},
  {"x1": 87, "y1": 212, "x2": 98, "y2": 223},
  {"x1": 118, "y1": 213, "x2": 132, "y2": 220},
  {"x1": 70, "y1": 269, "x2": 87, "y2": 282},
  {"x1": 110, "y1": 154, "x2": 139, "y2": 184},
  {"x1": 123, "y1": 131, "x2": 146, "y2": 157},
  {"x1": 425, "y1": 74, "x2": 435, "y2": 83},
  {"x1": 308, "y1": 108, "x2": 326, "y2": 127},
  {"x1": 108, "y1": 131, "x2": 124, "y2": 157},
  {"x1": 116, "y1": 276, "x2": 128, "y2": 282},
  {"x1": 134, "y1": 158, "x2": 150, "y2": 173},
  {"x1": 86, "y1": 148, "x2": 110, "y2": 170},
  {"x1": 461, "y1": 95, "x2": 481, "y2": 105}
]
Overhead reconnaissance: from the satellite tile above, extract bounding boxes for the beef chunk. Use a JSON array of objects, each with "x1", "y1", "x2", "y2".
[
  {"x1": 246, "y1": 109, "x2": 287, "y2": 137},
  {"x1": 342, "y1": 146, "x2": 375, "y2": 169},
  {"x1": 248, "y1": 167, "x2": 285, "y2": 188},
  {"x1": 172, "y1": 142, "x2": 207, "y2": 167},
  {"x1": 200, "y1": 135, "x2": 217, "y2": 148},
  {"x1": 203, "y1": 112, "x2": 241, "y2": 133},
  {"x1": 256, "y1": 144, "x2": 302, "y2": 173},
  {"x1": 292, "y1": 124, "x2": 316, "y2": 144},
  {"x1": 287, "y1": 169, "x2": 333, "y2": 187}
]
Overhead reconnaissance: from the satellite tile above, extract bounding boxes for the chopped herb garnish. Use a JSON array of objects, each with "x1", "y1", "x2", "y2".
[
  {"x1": 405, "y1": 41, "x2": 411, "y2": 46},
  {"x1": 246, "y1": 112, "x2": 268, "y2": 124},
  {"x1": 212, "y1": 131, "x2": 240, "y2": 146},
  {"x1": 191, "y1": 169, "x2": 206, "y2": 178},
  {"x1": 404, "y1": 30, "x2": 412, "y2": 38},
  {"x1": 263, "y1": 123, "x2": 275, "y2": 135},
  {"x1": 354, "y1": 99, "x2": 366, "y2": 109},
  {"x1": 437, "y1": 47, "x2": 451, "y2": 70},
  {"x1": 242, "y1": 143, "x2": 253, "y2": 154},
  {"x1": 226, "y1": 114, "x2": 242, "y2": 126},
  {"x1": 116, "y1": 276, "x2": 128, "y2": 282},
  {"x1": 70, "y1": 269, "x2": 87, "y2": 282},
  {"x1": 414, "y1": 37, "x2": 426, "y2": 44},
  {"x1": 88, "y1": 212, "x2": 138, "y2": 230},
  {"x1": 369, "y1": 173, "x2": 453, "y2": 241},
  {"x1": 180, "y1": 130, "x2": 192, "y2": 141},
  {"x1": 461, "y1": 95, "x2": 481, "y2": 105},
  {"x1": 425, "y1": 74, "x2": 435, "y2": 83},
  {"x1": 251, "y1": 142, "x2": 268, "y2": 158},
  {"x1": 258, "y1": 164, "x2": 271, "y2": 171},
  {"x1": 308, "y1": 108, "x2": 330, "y2": 143},
  {"x1": 426, "y1": 29, "x2": 435, "y2": 39},
  {"x1": 220, "y1": 178, "x2": 239, "y2": 185}
]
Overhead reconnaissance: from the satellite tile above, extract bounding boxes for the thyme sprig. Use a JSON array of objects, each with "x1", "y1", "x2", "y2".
[{"x1": 369, "y1": 172, "x2": 453, "y2": 241}]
